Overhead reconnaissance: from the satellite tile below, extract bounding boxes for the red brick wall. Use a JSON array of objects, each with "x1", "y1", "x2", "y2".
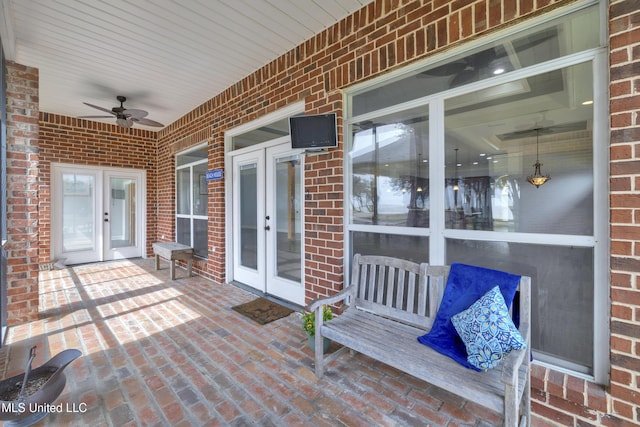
[
  {"x1": 4, "y1": 0, "x2": 635, "y2": 423},
  {"x1": 157, "y1": 0, "x2": 578, "y2": 295},
  {"x1": 5, "y1": 61, "x2": 40, "y2": 324},
  {"x1": 608, "y1": 0, "x2": 640, "y2": 425},
  {"x1": 37, "y1": 113, "x2": 158, "y2": 262},
  {"x1": 155, "y1": 0, "x2": 638, "y2": 424}
]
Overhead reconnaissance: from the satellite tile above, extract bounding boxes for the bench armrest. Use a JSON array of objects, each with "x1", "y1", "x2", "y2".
[
  {"x1": 500, "y1": 321, "x2": 530, "y2": 385},
  {"x1": 307, "y1": 285, "x2": 356, "y2": 312}
]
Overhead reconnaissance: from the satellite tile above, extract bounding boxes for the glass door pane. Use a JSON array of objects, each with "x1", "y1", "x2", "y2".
[
  {"x1": 240, "y1": 164, "x2": 258, "y2": 269},
  {"x1": 265, "y1": 144, "x2": 304, "y2": 305},
  {"x1": 274, "y1": 155, "x2": 301, "y2": 282},
  {"x1": 62, "y1": 173, "x2": 95, "y2": 252},
  {"x1": 109, "y1": 177, "x2": 136, "y2": 249},
  {"x1": 232, "y1": 150, "x2": 265, "y2": 291}
]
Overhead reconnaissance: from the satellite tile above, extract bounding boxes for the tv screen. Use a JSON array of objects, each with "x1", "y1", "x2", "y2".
[{"x1": 289, "y1": 113, "x2": 337, "y2": 149}]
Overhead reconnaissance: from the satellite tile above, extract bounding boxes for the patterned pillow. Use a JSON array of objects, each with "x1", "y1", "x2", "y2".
[{"x1": 451, "y1": 286, "x2": 527, "y2": 371}]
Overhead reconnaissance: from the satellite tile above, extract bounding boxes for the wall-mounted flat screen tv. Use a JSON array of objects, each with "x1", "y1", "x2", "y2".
[{"x1": 289, "y1": 113, "x2": 337, "y2": 149}]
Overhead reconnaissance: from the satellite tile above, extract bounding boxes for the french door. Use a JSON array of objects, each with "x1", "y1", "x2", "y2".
[
  {"x1": 52, "y1": 164, "x2": 145, "y2": 265},
  {"x1": 231, "y1": 142, "x2": 304, "y2": 305}
]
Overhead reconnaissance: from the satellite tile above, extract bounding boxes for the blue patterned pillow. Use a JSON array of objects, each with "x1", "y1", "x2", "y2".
[{"x1": 451, "y1": 286, "x2": 526, "y2": 371}]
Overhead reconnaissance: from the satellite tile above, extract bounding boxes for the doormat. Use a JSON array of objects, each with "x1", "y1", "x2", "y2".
[{"x1": 231, "y1": 297, "x2": 294, "y2": 325}]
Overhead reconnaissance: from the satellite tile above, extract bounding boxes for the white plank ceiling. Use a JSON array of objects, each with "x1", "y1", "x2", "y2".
[{"x1": 1, "y1": 0, "x2": 374, "y2": 129}]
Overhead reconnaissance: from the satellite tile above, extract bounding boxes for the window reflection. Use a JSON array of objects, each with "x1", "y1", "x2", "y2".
[
  {"x1": 350, "y1": 108, "x2": 429, "y2": 227},
  {"x1": 444, "y1": 62, "x2": 594, "y2": 234}
]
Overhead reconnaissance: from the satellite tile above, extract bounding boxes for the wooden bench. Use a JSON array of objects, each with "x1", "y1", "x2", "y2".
[
  {"x1": 152, "y1": 242, "x2": 194, "y2": 280},
  {"x1": 308, "y1": 254, "x2": 531, "y2": 427}
]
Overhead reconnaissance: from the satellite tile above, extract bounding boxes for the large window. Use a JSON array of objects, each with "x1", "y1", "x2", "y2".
[
  {"x1": 346, "y1": 3, "x2": 607, "y2": 381},
  {"x1": 176, "y1": 145, "x2": 208, "y2": 258}
]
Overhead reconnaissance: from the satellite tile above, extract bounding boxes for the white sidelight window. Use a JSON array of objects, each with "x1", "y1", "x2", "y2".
[{"x1": 176, "y1": 144, "x2": 208, "y2": 258}]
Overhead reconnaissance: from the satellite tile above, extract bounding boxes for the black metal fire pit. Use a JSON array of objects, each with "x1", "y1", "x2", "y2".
[{"x1": 0, "y1": 346, "x2": 81, "y2": 427}]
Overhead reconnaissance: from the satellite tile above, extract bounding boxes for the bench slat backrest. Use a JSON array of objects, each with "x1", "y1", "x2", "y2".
[{"x1": 350, "y1": 254, "x2": 447, "y2": 329}]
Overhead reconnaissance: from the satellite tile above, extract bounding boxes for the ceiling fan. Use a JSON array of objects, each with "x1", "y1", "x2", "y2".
[{"x1": 79, "y1": 96, "x2": 164, "y2": 128}]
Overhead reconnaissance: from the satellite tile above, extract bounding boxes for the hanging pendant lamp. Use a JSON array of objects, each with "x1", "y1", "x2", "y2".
[{"x1": 527, "y1": 128, "x2": 550, "y2": 188}]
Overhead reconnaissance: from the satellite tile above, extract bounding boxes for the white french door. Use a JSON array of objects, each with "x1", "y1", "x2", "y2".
[
  {"x1": 52, "y1": 164, "x2": 145, "y2": 265},
  {"x1": 231, "y1": 142, "x2": 305, "y2": 305}
]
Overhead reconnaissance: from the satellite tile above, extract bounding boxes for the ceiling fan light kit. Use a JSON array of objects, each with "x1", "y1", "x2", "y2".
[{"x1": 79, "y1": 95, "x2": 164, "y2": 129}]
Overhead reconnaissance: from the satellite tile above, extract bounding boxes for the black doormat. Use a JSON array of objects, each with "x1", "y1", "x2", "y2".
[{"x1": 231, "y1": 297, "x2": 294, "y2": 325}]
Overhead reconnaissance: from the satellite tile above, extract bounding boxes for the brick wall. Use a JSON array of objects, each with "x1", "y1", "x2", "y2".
[
  {"x1": 154, "y1": 0, "x2": 639, "y2": 424},
  {"x1": 5, "y1": 61, "x2": 39, "y2": 324},
  {"x1": 37, "y1": 113, "x2": 158, "y2": 262},
  {"x1": 4, "y1": 0, "x2": 635, "y2": 423},
  {"x1": 608, "y1": 0, "x2": 640, "y2": 425}
]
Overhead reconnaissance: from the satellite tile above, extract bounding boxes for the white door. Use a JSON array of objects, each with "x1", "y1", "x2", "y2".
[
  {"x1": 103, "y1": 171, "x2": 144, "y2": 260},
  {"x1": 52, "y1": 164, "x2": 145, "y2": 264},
  {"x1": 231, "y1": 143, "x2": 305, "y2": 305}
]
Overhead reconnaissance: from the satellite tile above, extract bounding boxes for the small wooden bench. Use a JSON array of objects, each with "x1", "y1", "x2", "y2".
[
  {"x1": 152, "y1": 242, "x2": 194, "y2": 280},
  {"x1": 308, "y1": 254, "x2": 531, "y2": 427}
]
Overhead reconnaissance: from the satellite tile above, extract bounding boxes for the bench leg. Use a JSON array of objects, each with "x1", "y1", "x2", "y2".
[
  {"x1": 504, "y1": 382, "x2": 518, "y2": 427},
  {"x1": 187, "y1": 258, "x2": 192, "y2": 277},
  {"x1": 170, "y1": 260, "x2": 176, "y2": 280},
  {"x1": 155, "y1": 254, "x2": 160, "y2": 270},
  {"x1": 315, "y1": 333, "x2": 324, "y2": 378}
]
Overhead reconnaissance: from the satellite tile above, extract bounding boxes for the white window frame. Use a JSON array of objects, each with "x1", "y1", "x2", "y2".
[
  {"x1": 343, "y1": 0, "x2": 608, "y2": 384},
  {"x1": 176, "y1": 143, "x2": 208, "y2": 259}
]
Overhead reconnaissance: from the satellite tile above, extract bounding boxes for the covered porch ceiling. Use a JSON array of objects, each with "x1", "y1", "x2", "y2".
[{"x1": 0, "y1": 0, "x2": 373, "y2": 130}]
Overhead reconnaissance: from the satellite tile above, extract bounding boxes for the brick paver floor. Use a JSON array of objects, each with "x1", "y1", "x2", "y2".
[{"x1": 1, "y1": 258, "x2": 511, "y2": 426}]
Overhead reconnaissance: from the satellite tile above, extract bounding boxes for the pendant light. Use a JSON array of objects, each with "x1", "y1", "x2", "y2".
[
  {"x1": 527, "y1": 128, "x2": 550, "y2": 188},
  {"x1": 453, "y1": 149, "x2": 459, "y2": 191},
  {"x1": 416, "y1": 153, "x2": 423, "y2": 192}
]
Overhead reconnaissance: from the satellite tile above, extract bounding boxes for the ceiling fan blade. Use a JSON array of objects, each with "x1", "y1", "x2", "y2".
[
  {"x1": 450, "y1": 69, "x2": 477, "y2": 87},
  {"x1": 83, "y1": 102, "x2": 116, "y2": 116},
  {"x1": 420, "y1": 60, "x2": 468, "y2": 77},
  {"x1": 131, "y1": 117, "x2": 164, "y2": 127},
  {"x1": 123, "y1": 108, "x2": 148, "y2": 119},
  {"x1": 78, "y1": 115, "x2": 114, "y2": 119}
]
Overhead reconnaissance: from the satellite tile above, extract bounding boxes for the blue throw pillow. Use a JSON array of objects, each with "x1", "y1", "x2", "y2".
[
  {"x1": 451, "y1": 286, "x2": 527, "y2": 370},
  {"x1": 417, "y1": 263, "x2": 521, "y2": 371}
]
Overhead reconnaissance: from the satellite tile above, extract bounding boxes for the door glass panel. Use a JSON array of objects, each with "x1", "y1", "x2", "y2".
[
  {"x1": 109, "y1": 178, "x2": 136, "y2": 249},
  {"x1": 62, "y1": 173, "x2": 94, "y2": 252},
  {"x1": 240, "y1": 164, "x2": 258, "y2": 269},
  {"x1": 275, "y1": 155, "x2": 301, "y2": 282}
]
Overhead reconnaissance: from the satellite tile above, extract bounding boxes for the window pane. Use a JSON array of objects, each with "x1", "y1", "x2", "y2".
[
  {"x1": 176, "y1": 217, "x2": 190, "y2": 247},
  {"x1": 446, "y1": 238, "x2": 594, "y2": 372},
  {"x1": 176, "y1": 148, "x2": 207, "y2": 167},
  {"x1": 240, "y1": 165, "x2": 258, "y2": 269},
  {"x1": 352, "y1": 232, "x2": 429, "y2": 264},
  {"x1": 444, "y1": 62, "x2": 594, "y2": 234},
  {"x1": 275, "y1": 156, "x2": 301, "y2": 282},
  {"x1": 176, "y1": 168, "x2": 191, "y2": 215},
  {"x1": 351, "y1": 4, "x2": 599, "y2": 115},
  {"x1": 350, "y1": 106, "x2": 429, "y2": 227},
  {"x1": 194, "y1": 219, "x2": 208, "y2": 258},
  {"x1": 192, "y1": 162, "x2": 208, "y2": 216},
  {"x1": 232, "y1": 117, "x2": 290, "y2": 150}
]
